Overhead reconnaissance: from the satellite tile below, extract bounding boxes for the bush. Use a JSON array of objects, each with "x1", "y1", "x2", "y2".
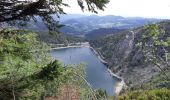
[{"x1": 117, "y1": 89, "x2": 170, "y2": 100}]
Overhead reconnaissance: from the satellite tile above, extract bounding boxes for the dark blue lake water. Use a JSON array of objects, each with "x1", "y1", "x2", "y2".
[{"x1": 51, "y1": 47, "x2": 118, "y2": 95}]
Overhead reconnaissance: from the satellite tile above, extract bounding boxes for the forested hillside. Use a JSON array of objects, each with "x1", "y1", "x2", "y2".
[
  {"x1": 0, "y1": 0, "x2": 110, "y2": 99},
  {"x1": 85, "y1": 28, "x2": 125, "y2": 40},
  {"x1": 90, "y1": 21, "x2": 170, "y2": 90},
  {"x1": 0, "y1": 0, "x2": 170, "y2": 99},
  {"x1": 0, "y1": 29, "x2": 101, "y2": 99},
  {"x1": 37, "y1": 31, "x2": 86, "y2": 45}
]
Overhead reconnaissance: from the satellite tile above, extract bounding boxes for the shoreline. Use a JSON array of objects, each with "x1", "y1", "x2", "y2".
[
  {"x1": 90, "y1": 46, "x2": 126, "y2": 94},
  {"x1": 51, "y1": 45, "x2": 88, "y2": 50},
  {"x1": 51, "y1": 42, "x2": 125, "y2": 95},
  {"x1": 107, "y1": 69, "x2": 126, "y2": 95},
  {"x1": 51, "y1": 42, "x2": 90, "y2": 50},
  {"x1": 89, "y1": 46, "x2": 109, "y2": 66}
]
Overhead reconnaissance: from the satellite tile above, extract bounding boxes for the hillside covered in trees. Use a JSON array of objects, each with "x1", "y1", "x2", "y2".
[
  {"x1": 37, "y1": 31, "x2": 86, "y2": 45},
  {"x1": 0, "y1": 0, "x2": 170, "y2": 99},
  {"x1": 90, "y1": 21, "x2": 170, "y2": 90},
  {"x1": 0, "y1": 0, "x2": 111, "y2": 99}
]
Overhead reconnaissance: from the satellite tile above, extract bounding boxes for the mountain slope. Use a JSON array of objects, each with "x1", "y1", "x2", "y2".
[
  {"x1": 62, "y1": 15, "x2": 162, "y2": 35},
  {"x1": 85, "y1": 28, "x2": 125, "y2": 40},
  {"x1": 10, "y1": 15, "x2": 162, "y2": 37},
  {"x1": 118, "y1": 89, "x2": 170, "y2": 100},
  {"x1": 37, "y1": 31, "x2": 85, "y2": 45},
  {"x1": 90, "y1": 20, "x2": 170, "y2": 89}
]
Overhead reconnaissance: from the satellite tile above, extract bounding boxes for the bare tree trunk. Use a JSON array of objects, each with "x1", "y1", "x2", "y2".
[
  {"x1": 162, "y1": 47, "x2": 168, "y2": 62},
  {"x1": 12, "y1": 83, "x2": 16, "y2": 100},
  {"x1": 154, "y1": 62, "x2": 170, "y2": 81},
  {"x1": 73, "y1": 72, "x2": 99, "y2": 100},
  {"x1": 10, "y1": 73, "x2": 16, "y2": 100},
  {"x1": 157, "y1": 55, "x2": 170, "y2": 68}
]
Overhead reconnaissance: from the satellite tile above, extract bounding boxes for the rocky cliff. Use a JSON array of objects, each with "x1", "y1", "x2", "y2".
[{"x1": 90, "y1": 20, "x2": 170, "y2": 89}]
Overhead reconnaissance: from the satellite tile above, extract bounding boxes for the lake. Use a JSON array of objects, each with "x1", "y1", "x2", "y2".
[{"x1": 51, "y1": 47, "x2": 118, "y2": 95}]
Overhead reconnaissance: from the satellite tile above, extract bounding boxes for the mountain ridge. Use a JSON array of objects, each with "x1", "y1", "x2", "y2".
[{"x1": 60, "y1": 15, "x2": 163, "y2": 36}]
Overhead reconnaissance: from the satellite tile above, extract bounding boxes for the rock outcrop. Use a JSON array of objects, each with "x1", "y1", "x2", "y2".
[{"x1": 90, "y1": 20, "x2": 170, "y2": 88}]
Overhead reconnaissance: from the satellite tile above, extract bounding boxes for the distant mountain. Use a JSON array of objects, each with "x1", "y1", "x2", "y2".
[
  {"x1": 59, "y1": 26, "x2": 83, "y2": 36},
  {"x1": 0, "y1": 17, "x2": 85, "y2": 44},
  {"x1": 85, "y1": 28, "x2": 125, "y2": 39},
  {"x1": 53, "y1": 14, "x2": 86, "y2": 22},
  {"x1": 61, "y1": 15, "x2": 163, "y2": 36},
  {"x1": 6, "y1": 14, "x2": 163, "y2": 38}
]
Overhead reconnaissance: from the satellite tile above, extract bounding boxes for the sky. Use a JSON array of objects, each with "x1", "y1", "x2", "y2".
[{"x1": 62, "y1": 0, "x2": 170, "y2": 19}]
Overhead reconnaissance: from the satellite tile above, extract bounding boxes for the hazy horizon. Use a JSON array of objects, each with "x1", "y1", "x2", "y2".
[
  {"x1": 62, "y1": 0, "x2": 170, "y2": 19},
  {"x1": 61, "y1": 13, "x2": 168, "y2": 19}
]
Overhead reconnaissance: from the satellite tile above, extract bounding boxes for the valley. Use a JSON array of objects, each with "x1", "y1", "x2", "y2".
[
  {"x1": 0, "y1": 13, "x2": 170, "y2": 100},
  {"x1": 34, "y1": 15, "x2": 170, "y2": 96},
  {"x1": 48, "y1": 18, "x2": 170, "y2": 97},
  {"x1": 1, "y1": 0, "x2": 170, "y2": 99}
]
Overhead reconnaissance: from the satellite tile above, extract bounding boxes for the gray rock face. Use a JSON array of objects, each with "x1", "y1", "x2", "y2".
[{"x1": 90, "y1": 21, "x2": 170, "y2": 88}]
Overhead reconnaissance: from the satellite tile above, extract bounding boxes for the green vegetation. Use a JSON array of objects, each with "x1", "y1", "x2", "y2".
[
  {"x1": 118, "y1": 89, "x2": 170, "y2": 100},
  {"x1": 0, "y1": 29, "x2": 51, "y2": 99},
  {"x1": 86, "y1": 28, "x2": 125, "y2": 40},
  {"x1": 0, "y1": 1, "x2": 111, "y2": 98},
  {"x1": 89, "y1": 31, "x2": 127, "y2": 68},
  {"x1": 0, "y1": 0, "x2": 169, "y2": 99},
  {"x1": 0, "y1": 29, "x2": 97, "y2": 99},
  {"x1": 116, "y1": 23, "x2": 170, "y2": 100},
  {"x1": 136, "y1": 24, "x2": 170, "y2": 80},
  {"x1": 143, "y1": 71, "x2": 170, "y2": 89},
  {"x1": 135, "y1": 23, "x2": 170, "y2": 90},
  {"x1": 0, "y1": 0, "x2": 109, "y2": 31},
  {"x1": 1, "y1": 21, "x2": 170, "y2": 100},
  {"x1": 90, "y1": 22, "x2": 170, "y2": 99},
  {"x1": 37, "y1": 31, "x2": 85, "y2": 45}
]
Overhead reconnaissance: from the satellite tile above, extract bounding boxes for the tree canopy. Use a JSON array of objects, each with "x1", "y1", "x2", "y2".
[
  {"x1": 0, "y1": 29, "x2": 98, "y2": 99},
  {"x1": 0, "y1": 0, "x2": 109, "y2": 30}
]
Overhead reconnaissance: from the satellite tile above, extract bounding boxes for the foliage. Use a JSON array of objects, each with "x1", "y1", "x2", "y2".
[
  {"x1": 117, "y1": 89, "x2": 170, "y2": 100},
  {"x1": 86, "y1": 28, "x2": 125, "y2": 40},
  {"x1": 90, "y1": 31, "x2": 126, "y2": 67},
  {"x1": 0, "y1": 0, "x2": 109, "y2": 31},
  {"x1": 95, "y1": 89, "x2": 108, "y2": 100},
  {"x1": 136, "y1": 24, "x2": 170, "y2": 80},
  {"x1": 0, "y1": 29, "x2": 51, "y2": 99},
  {"x1": 143, "y1": 70, "x2": 170, "y2": 90},
  {"x1": 64, "y1": 64, "x2": 99, "y2": 100},
  {"x1": 37, "y1": 31, "x2": 85, "y2": 45},
  {"x1": 90, "y1": 22, "x2": 170, "y2": 93},
  {"x1": 0, "y1": 29, "x2": 50, "y2": 79},
  {"x1": 0, "y1": 29, "x2": 99, "y2": 99},
  {"x1": 17, "y1": 60, "x2": 65, "y2": 100}
]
